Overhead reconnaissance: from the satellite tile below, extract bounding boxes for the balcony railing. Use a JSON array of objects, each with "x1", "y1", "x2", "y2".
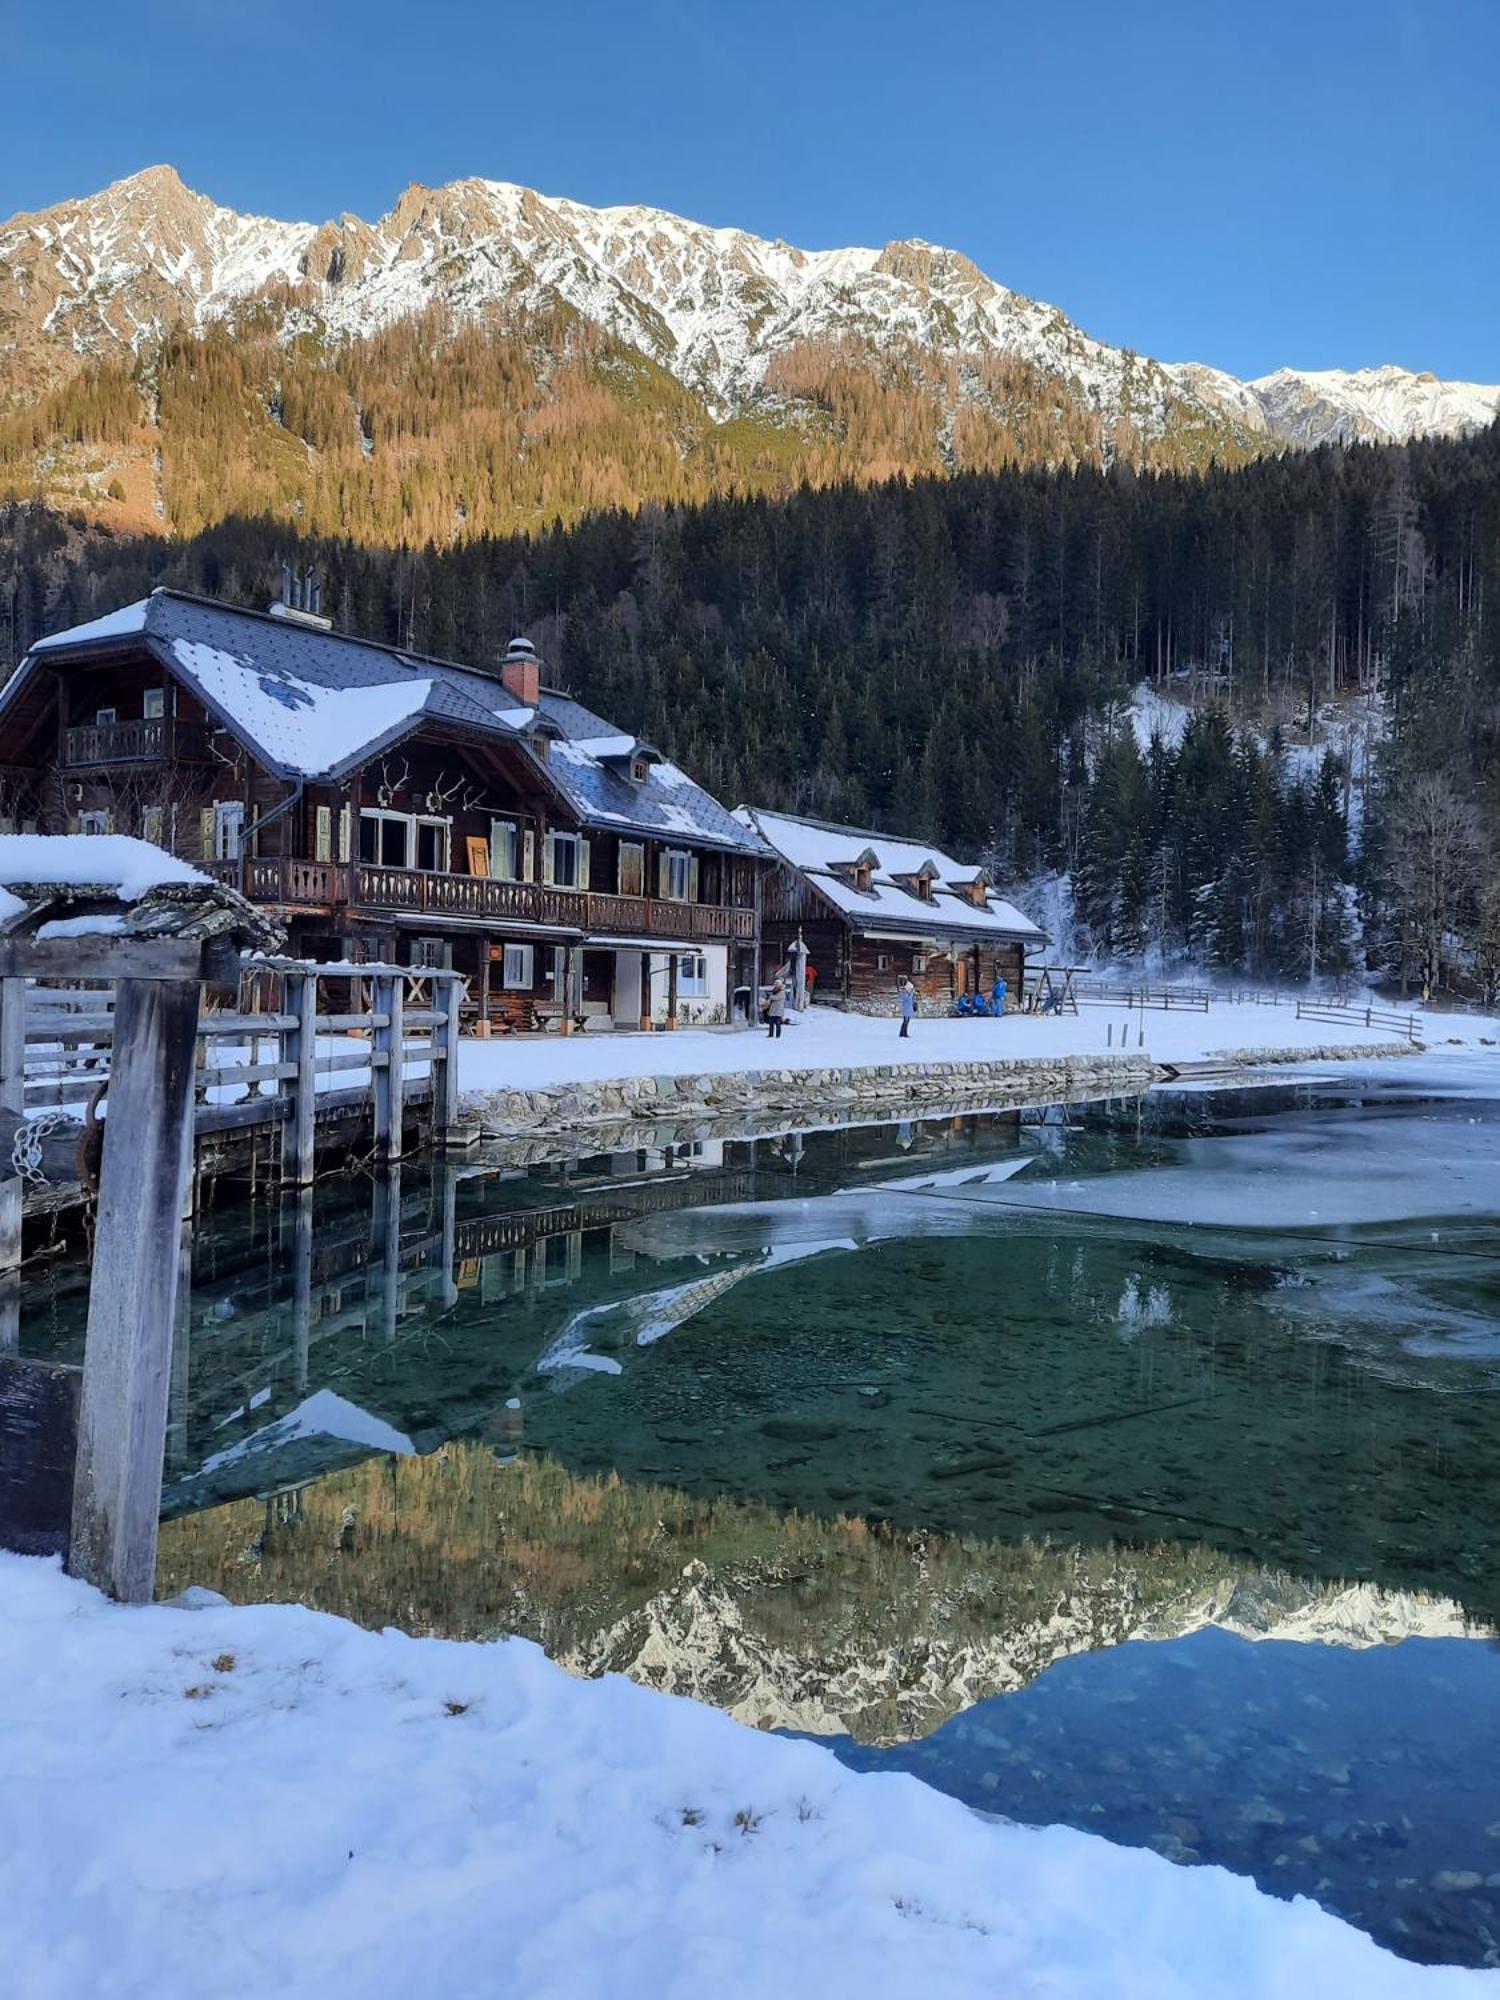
[
  {"x1": 63, "y1": 718, "x2": 213, "y2": 766},
  {"x1": 209, "y1": 856, "x2": 756, "y2": 941}
]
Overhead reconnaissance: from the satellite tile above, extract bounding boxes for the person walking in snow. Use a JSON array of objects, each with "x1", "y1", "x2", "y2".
[
  {"x1": 898, "y1": 977, "x2": 917, "y2": 1039},
  {"x1": 766, "y1": 978, "x2": 787, "y2": 1039}
]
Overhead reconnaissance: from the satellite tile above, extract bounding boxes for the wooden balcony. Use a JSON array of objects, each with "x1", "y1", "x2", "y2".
[
  {"x1": 209, "y1": 857, "x2": 757, "y2": 941},
  {"x1": 63, "y1": 718, "x2": 213, "y2": 767}
]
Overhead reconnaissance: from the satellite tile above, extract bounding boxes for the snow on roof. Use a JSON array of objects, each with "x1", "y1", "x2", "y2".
[
  {"x1": 28, "y1": 598, "x2": 151, "y2": 652},
  {"x1": 17, "y1": 592, "x2": 759, "y2": 849},
  {"x1": 739, "y1": 807, "x2": 1044, "y2": 942},
  {"x1": 171, "y1": 636, "x2": 435, "y2": 780},
  {"x1": 0, "y1": 833, "x2": 209, "y2": 899},
  {"x1": 539, "y1": 693, "x2": 762, "y2": 853}
]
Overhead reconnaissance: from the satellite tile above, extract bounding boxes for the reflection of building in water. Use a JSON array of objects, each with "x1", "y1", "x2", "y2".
[{"x1": 159, "y1": 1107, "x2": 1033, "y2": 1510}]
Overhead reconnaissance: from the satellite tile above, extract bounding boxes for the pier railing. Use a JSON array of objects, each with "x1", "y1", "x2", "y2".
[{"x1": 11, "y1": 956, "x2": 466, "y2": 1192}]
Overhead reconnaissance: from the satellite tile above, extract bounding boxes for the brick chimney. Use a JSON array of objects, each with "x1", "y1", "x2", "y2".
[{"x1": 500, "y1": 636, "x2": 541, "y2": 706}]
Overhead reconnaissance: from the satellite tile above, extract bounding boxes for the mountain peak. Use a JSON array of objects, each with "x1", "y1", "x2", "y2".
[{"x1": 0, "y1": 165, "x2": 1494, "y2": 519}]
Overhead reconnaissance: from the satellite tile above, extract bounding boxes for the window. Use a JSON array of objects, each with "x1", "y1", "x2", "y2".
[
  {"x1": 490, "y1": 819, "x2": 519, "y2": 881},
  {"x1": 411, "y1": 937, "x2": 451, "y2": 970},
  {"x1": 502, "y1": 943, "x2": 534, "y2": 990},
  {"x1": 630, "y1": 756, "x2": 650, "y2": 783},
  {"x1": 78, "y1": 809, "x2": 111, "y2": 836},
  {"x1": 875, "y1": 952, "x2": 891, "y2": 973},
  {"x1": 94, "y1": 707, "x2": 117, "y2": 727},
  {"x1": 359, "y1": 809, "x2": 411, "y2": 868},
  {"x1": 618, "y1": 841, "x2": 645, "y2": 897},
  {"x1": 415, "y1": 818, "x2": 450, "y2": 873},
  {"x1": 677, "y1": 954, "x2": 708, "y2": 998},
  {"x1": 213, "y1": 801, "x2": 244, "y2": 861},
  {"x1": 142, "y1": 689, "x2": 166, "y2": 721},
  {"x1": 664, "y1": 849, "x2": 691, "y2": 901},
  {"x1": 549, "y1": 831, "x2": 582, "y2": 888}
]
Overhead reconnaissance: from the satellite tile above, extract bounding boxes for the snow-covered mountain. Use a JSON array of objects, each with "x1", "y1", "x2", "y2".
[
  {"x1": 3, "y1": 165, "x2": 1494, "y2": 451},
  {"x1": 1, "y1": 164, "x2": 1495, "y2": 547}
]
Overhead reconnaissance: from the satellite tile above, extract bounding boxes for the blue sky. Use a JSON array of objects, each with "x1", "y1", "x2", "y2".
[{"x1": 3, "y1": 0, "x2": 1496, "y2": 382}]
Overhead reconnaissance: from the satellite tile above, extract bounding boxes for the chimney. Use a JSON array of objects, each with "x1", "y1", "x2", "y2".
[
  {"x1": 500, "y1": 635, "x2": 541, "y2": 706},
  {"x1": 268, "y1": 560, "x2": 333, "y2": 630}
]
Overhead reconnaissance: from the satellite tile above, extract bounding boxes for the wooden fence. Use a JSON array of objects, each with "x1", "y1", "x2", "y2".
[
  {"x1": 1293, "y1": 997, "x2": 1423, "y2": 1042},
  {"x1": 1074, "y1": 981, "x2": 1212, "y2": 1013},
  {"x1": 7, "y1": 956, "x2": 466, "y2": 1215}
]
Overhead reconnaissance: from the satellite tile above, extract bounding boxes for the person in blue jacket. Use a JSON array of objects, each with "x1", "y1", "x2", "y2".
[{"x1": 898, "y1": 977, "x2": 917, "y2": 1038}]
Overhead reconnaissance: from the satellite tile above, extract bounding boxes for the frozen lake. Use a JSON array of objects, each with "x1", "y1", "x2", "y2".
[{"x1": 16, "y1": 1063, "x2": 1500, "y2": 1967}]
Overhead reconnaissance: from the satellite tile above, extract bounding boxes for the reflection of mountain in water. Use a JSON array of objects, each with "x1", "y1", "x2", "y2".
[{"x1": 156, "y1": 1447, "x2": 1485, "y2": 1746}]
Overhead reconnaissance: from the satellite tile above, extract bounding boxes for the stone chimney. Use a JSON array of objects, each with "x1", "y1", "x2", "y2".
[{"x1": 500, "y1": 636, "x2": 542, "y2": 706}]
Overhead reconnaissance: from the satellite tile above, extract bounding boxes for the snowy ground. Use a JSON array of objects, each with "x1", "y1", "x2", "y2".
[
  {"x1": 458, "y1": 997, "x2": 1500, "y2": 1098},
  {"x1": 3, "y1": 1555, "x2": 1491, "y2": 2000}
]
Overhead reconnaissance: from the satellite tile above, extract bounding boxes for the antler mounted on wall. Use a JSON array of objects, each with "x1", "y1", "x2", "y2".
[
  {"x1": 424, "y1": 770, "x2": 465, "y2": 814},
  {"x1": 375, "y1": 757, "x2": 411, "y2": 808}
]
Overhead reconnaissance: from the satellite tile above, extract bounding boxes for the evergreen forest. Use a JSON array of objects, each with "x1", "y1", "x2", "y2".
[{"x1": 3, "y1": 417, "x2": 1497, "y2": 995}]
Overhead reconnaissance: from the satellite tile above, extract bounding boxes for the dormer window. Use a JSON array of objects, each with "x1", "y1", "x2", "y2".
[
  {"x1": 894, "y1": 860, "x2": 941, "y2": 903},
  {"x1": 830, "y1": 846, "x2": 881, "y2": 895},
  {"x1": 630, "y1": 755, "x2": 651, "y2": 784}
]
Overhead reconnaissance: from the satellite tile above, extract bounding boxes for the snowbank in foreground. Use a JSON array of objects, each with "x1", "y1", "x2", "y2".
[
  {"x1": 459, "y1": 996, "x2": 1500, "y2": 1099},
  {"x1": 1, "y1": 1557, "x2": 1489, "y2": 2000}
]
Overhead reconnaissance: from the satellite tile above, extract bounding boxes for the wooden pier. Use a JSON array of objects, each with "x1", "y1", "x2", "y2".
[{"x1": 4, "y1": 955, "x2": 469, "y2": 1240}]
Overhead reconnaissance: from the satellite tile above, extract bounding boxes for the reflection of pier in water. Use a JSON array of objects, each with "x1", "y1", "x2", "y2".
[{"x1": 159, "y1": 1109, "x2": 1030, "y2": 1511}]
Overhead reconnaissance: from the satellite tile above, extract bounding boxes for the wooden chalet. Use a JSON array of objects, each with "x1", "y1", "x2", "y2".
[
  {"x1": 0, "y1": 588, "x2": 765, "y2": 1031},
  {"x1": 738, "y1": 807, "x2": 1044, "y2": 1012}
]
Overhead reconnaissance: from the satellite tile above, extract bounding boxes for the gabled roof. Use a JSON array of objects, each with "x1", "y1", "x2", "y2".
[
  {"x1": 736, "y1": 806, "x2": 1045, "y2": 944},
  {"x1": 11, "y1": 591, "x2": 763, "y2": 853},
  {"x1": 540, "y1": 693, "x2": 760, "y2": 852}
]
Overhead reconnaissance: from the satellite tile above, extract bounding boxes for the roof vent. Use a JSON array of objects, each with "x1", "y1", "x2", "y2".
[{"x1": 269, "y1": 560, "x2": 333, "y2": 631}]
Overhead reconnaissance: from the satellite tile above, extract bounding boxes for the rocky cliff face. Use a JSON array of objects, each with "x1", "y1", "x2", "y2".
[{"x1": 3, "y1": 166, "x2": 1494, "y2": 533}]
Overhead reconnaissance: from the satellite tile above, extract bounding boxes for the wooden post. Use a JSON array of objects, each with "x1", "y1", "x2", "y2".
[
  {"x1": 290, "y1": 1187, "x2": 313, "y2": 1393},
  {"x1": 667, "y1": 952, "x2": 679, "y2": 1030},
  {"x1": 379, "y1": 1164, "x2": 402, "y2": 1343},
  {"x1": 639, "y1": 951, "x2": 652, "y2": 1033},
  {"x1": 68, "y1": 976, "x2": 201, "y2": 1603},
  {"x1": 0, "y1": 977, "x2": 25, "y2": 1276},
  {"x1": 435, "y1": 972, "x2": 461, "y2": 1139},
  {"x1": 281, "y1": 969, "x2": 317, "y2": 1185},
  {"x1": 165, "y1": 1227, "x2": 193, "y2": 1474},
  {"x1": 439, "y1": 1163, "x2": 459, "y2": 1310},
  {"x1": 372, "y1": 973, "x2": 405, "y2": 1160}
]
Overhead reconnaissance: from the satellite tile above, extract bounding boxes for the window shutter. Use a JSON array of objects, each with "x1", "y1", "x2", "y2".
[
  {"x1": 522, "y1": 828, "x2": 535, "y2": 881},
  {"x1": 489, "y1": 820, "x2": 507, "y2": 880},
  {"x1": 314, "y1": 806, "x2": 332, "y2": 862},
  {"x1": 579, "y1": 837, "x2": 591, "y2": 890},
  {"x1": 338, "y1": 804, "x2": 352, "y2": 862},
  {"x1": 541, "y1": 832, "x2": 555, "y2": 885},
  {"x1": 200, "y1": 807, "x2": 215, "y2": 860},
  {"x1": 688, "y1": 855, "x2": 700, "y2": 903}
]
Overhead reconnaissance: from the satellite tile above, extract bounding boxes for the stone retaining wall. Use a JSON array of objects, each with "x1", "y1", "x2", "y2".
[{"x1": 465, "y1": 1052, "x2": 1162, "y2": 1138}]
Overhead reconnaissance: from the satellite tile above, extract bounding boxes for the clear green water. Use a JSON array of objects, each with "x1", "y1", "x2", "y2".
[{"x1": 15, "y1": 1072, "x2": 1500, "y2": 1966}]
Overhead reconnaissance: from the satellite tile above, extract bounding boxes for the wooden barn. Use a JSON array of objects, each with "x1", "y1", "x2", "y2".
[
  {"x1": 737, "y1": 806, "x2": 1044, "y2": 1014},
  {"x1": 0, "y1": 586, "x2": 766, "y2": 1032}
]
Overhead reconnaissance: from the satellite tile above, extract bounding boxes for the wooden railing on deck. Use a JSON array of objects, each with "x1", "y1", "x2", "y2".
[
  {"x1": 212, "y1": 856, "x2": 756, "y2": 939},
  {"x1": 63, "y1": 719, "x2": 212, "y2": 766}
]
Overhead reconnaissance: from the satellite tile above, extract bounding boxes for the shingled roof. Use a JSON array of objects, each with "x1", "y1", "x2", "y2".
[
  {"x1": 737, "y1": 806, "x2": 1045, "y2": 944},
  {"x1": 12, "y1": 591, "x2": 762, "y2": 855}
]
